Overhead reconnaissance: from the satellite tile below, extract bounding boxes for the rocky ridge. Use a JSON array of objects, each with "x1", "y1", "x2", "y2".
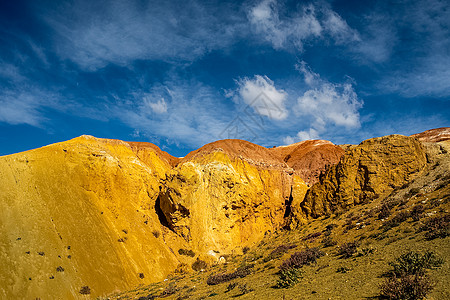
[{"x1": 0, "y1": 128, "x2": 447, "y2": 298}]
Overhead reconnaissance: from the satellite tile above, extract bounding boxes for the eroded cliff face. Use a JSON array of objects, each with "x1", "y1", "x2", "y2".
[
  {"x1": 296, "y1": 135, "x2": 427, "y2": 220},
  {"x1": 158, "y1": 140, "x2": 296, "y2": 254},
  {"x1": 270, "y1": 140, "x2": 345, "y2": 185},
  {"x1": 0, "y1": 136, "x2": 187, "y2": 299},
  {"x1": 0, "y1": 132, "x2": 438, "y2": 298}
]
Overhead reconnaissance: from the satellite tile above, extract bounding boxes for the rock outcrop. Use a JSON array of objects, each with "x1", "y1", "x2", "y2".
[
  {"x1": 270, "y1": 140, "x2": 345, "y2": 185},
  {"x1": 296, "y1": 135, "x2": 427, "y2": 219},
  {"x1": 158, "y1": 139, "x2": 295, "y2": 254}
]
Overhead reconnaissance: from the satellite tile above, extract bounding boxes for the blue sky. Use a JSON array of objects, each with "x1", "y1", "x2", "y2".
[{"x1": 0, "y1": 0, "x2": 449, "y2": 157}]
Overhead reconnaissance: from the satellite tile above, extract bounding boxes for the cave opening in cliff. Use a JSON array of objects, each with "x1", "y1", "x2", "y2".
[{"x1": 155, "y1": 194, "x2": 171, "y2": 229}]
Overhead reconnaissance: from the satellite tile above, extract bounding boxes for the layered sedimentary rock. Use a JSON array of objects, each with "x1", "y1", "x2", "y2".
[
  {"x1": 270, "y1": 140, "x2": 345, "y2": 185},
  {"x1": 411, "y1": 127, "x2": 450, "y2": 143},
  {"x1": 158, "y1": 140, "x2": 296, "y2": 254},
  {"x1": 0, "y1": 136, "x2": 187, "y2": 299},
  {"x1": 297, "y1": 135, "x2": 427, "y2": 219}
]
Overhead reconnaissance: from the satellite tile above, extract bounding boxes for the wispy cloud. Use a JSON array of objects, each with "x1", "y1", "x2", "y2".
[
  {"x1": 248, "y1": 0, "x2": 359, "y2": 51},
  {"x1": 284, "y1": 62, "x2": 363, "y2": 143},
  {"x1": 40, "y1": 0, "x2": 246, "y2": 70},
  {"x1": 0, "y1": 89, "x2": 50, "y2": 127},
  {"x1": 114, "y1": 79, "x2": 234, "y2": 148}
]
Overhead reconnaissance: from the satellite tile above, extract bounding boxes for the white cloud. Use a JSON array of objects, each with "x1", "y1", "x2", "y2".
[
  {"x1": 297, "y1": 128, "x2": 320, "y2": 141},
  {"x1": 248, "y1": 0, "x2": 359, "y2": 51},
  {"x1": 283, "y1": 62, "x2": 363, "y2": 144},
  {"x1": 283, "y1": 128, "x2": 320, "y2": 144},
  {"x1": 234, "y1": 75, "x2": 288, "y2": 120},
  {"x1": 296, "y1": 62, "x2": 363, "y2": 129},
  {"x1": 41, "y1": 0, "x2": 245, "y2": 70}
]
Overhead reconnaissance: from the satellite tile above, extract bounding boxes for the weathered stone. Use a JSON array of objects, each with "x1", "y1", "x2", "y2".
[{"x1": 298, "y1": 135, "x2": 427, "y2": 219}]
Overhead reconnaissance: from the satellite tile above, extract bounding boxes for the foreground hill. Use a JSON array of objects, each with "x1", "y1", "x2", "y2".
[
  {"x1": 0, "y1": 128, "x2": 449, "y2": 298},
  {"x1": 0, "y1": 136, "x2": 185, "y2": 298}
]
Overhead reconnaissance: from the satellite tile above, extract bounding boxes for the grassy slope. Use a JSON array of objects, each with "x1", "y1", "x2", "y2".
[{"x1": 107, "y1": 143, "x2": 450, "y2": 300}]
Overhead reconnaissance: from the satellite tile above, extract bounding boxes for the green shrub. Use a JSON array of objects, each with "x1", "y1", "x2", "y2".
[
  {"x1": 379, "y1": 251, "x2": 444, "y2": 300},
  {"x1": 389, "y1": 251, "x2": 443, "y2": 277},
  {"x1": 275, "y1": 267, "x2": 302, "y2": 288}
]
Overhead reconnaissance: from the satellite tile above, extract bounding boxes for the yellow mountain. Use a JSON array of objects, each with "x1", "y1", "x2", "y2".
[
  {"x1": 0, "y1": 136, "x2": 187, "y2": 299},
  {"x1": 1, "y1": 131, "x2": 441, "y2": 298}
]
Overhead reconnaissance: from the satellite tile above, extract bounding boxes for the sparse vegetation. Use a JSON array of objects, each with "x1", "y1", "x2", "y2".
[
  {"x1": 79, "y1": 286, "x2": 91, "y2": 295},
  {"x1": 279, "y1": 248, "x2": 323, "y2": 271},
  {"x1": 378, "y1": 203, "x2": 392, "y2": 219},
  {"x1": 192, "y1": 258, "x2": 208, "y2": 272},
  {"x1": 420, "y1": 214, "x2": 450, "y2": 239},
  {"x1": 225, "y1": 282, "x2": 238, "y2": 292},
  {"x1": 152, "y1": 230, "x2": 160, "y2": 238},
  {"x1": 382, "y1": 211, "x2": 410, "y2": 231},
  {"x1": 206, "y1": 265, "x2": 253, "y2": 285},
  {"x1": 238, "y1": 283, "x2": 253, "y2": 295},
  {"x1": 178, "y1": 248, "x2": 196, "y2": 257},
  {"x1": 380, "y1": 251, "x2": 443, "y2": 300},
  {"x1": 322, "y1": 235, "x2": 337, "y2": 247},
  {"x1": 410, "y1": 205, "x2": 424, "y2": 221},
  {"x1": 160, "y1": 283, "x2": 177, "y2": 297},
  {"x1": 338, "y1": 242, "x2": 359, "y2": 259},
  {"x1": 275, "y1": 267, "x2": 302, "y2": 288},
  {"x1": 264, "y1": 244, "x2": 297, "y2": 262},
  {"x1": 302, "y1": 232, "x2": 321, "y2": 241},
  {"x1": 336, "y1": 266, "x2": 351, "y2": 273},
  {"x1": 388, "y1": 251, "x2": 443, "y2": 277},
  {"x1": 380, "y1": 274, "x2": 433, "y2": 300}
]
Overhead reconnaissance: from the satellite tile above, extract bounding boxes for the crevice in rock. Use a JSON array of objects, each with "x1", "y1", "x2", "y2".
[{"x1": 283, "y1": 186, "x2": 294, "y2": 218}]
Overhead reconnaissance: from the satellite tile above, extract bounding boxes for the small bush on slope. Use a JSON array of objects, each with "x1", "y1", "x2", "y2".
[
  {"x1": 276, "y1": 248, "x2": 323, "y2": 288},
  {"x1": 380, "y1": 251, "x2": 443, "y2": 300}
]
